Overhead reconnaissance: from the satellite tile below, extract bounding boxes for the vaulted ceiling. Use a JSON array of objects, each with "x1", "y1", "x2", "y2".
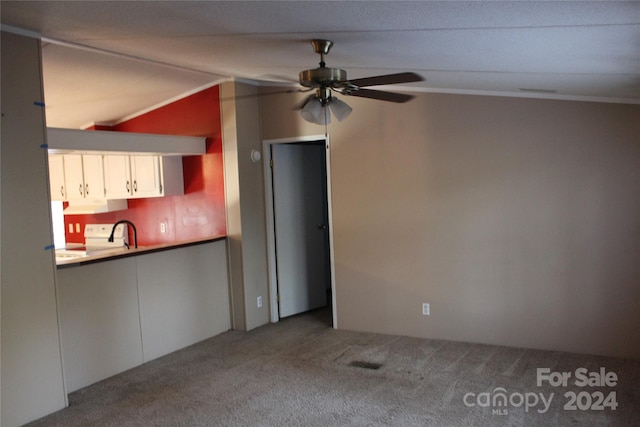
[{"x1": 2, "y1": 1, "x2": 639, "y2": 128}]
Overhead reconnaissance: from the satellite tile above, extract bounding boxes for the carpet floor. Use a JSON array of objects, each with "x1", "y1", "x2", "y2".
[{"x1": 27, "y1": 308, "x2": 639, "y2": 426}]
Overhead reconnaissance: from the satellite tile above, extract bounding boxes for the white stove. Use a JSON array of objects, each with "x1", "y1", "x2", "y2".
[{"x1": 56, "y1": 223, "x2": 129, "y2": 261}]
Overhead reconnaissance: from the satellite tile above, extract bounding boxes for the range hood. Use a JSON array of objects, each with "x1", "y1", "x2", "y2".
[{"x1": 64, "y1": 199, "x2": 128, "y2": 215}]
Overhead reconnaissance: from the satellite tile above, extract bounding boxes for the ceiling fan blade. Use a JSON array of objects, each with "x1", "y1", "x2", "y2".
[
  {"x1": 347, "y1": 72, "x2": 424, "y2": 88},
  {"x1": 346, "y1": 89, "x2": 415, "y2": 103}
]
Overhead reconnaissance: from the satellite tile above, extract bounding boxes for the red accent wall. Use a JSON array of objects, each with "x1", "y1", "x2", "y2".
[{"x1": 64, "y1": 86, "x2": 226, "y2": 246}]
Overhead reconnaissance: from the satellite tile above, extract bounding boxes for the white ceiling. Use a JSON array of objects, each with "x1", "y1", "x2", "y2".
[{"x1": 2, "y1": 1, "x2": 639, "y2": 129}]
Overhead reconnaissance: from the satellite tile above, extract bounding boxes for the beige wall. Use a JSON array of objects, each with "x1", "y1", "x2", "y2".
[
  {"x1": 222, "y1": 81, "x2": 271, "y2": 331},
  {"x1": 260, "y1": 87, "x2": 640, "y2": 358},
  {"x1": 1, "y1": 31, "x2": 67, "y2": 426}
]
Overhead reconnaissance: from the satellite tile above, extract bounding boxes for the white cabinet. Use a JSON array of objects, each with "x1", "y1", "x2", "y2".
[
  {"x1": 63, "y1": 154, "x2": 85, "y2": 200},
  {"x1": 104, "y1": 155, "x2": 184, "y2": 199},
  {"x1": 155, "y1": 156, "x2": 185, "y2": 197},
  {"x1": 130, "y1": 155, "x2": 162, "y2": 198},
  {"x1": 103, "y1": 155, "x2": 132, "y2": 199},
  {"x1": 48, "y1": 154, "x2": 66, "y2": 201},
  {"x1": 50, "y1": 153, "x2": 184, "y2": 201},
  {"x1": 52, "y1": 154, "x2": 106, "y2": 201},
  {"x1": 82, "y1": 154, "x2": 106, "y2": 199}
]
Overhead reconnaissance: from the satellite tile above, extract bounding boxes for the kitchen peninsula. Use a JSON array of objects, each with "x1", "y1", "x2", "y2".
[{"x1": 55, "y1": 236, "x2": 230, "y2": 392}]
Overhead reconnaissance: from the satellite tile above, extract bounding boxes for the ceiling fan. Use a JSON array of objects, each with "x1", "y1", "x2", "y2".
[{"x1": 297, "y1": 39, "x2": 424, "y2": 124}]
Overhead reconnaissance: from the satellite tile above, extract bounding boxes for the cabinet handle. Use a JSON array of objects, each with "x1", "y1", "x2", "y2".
[
  {"x1": 85, "y1": 183, "x2": 89, "y2": 195},
  {"x1": 133, "y1": 180, "x2": 138, "y2": 192},
  {"x1": 126, "y1": 180, "x2": 130, "y2": 192},
  {"x1": 60, "y1": 186, "x2": 64, "y2": 197},
  {"x1": 79, "y1": 184, "x2": 83, "y2": 196}
]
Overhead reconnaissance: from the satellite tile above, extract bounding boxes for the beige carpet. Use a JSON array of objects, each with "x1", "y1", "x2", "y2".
[{"x1": 27, "y1": 308, "x2": 639, "y2": 426}]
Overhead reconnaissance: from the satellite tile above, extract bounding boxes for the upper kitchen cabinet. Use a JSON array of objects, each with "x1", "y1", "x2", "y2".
[
  {"x1": 130, "y1": 155, "x2": 184, "y2": 198},
  {"x1": 130, "y1": 155, "x2": 162, "y2": 198},
  {"x1": 103, "y1": 155, "x2": 184, "y2": 199},
  {"x1": 63, "y1": 154, "x2": 84, "y2": 200},
  {"x1": 103, "y1": 155, "x2": 132, "y2": 199},
  {"x1": 63, "y1": 154, "x2": 105, "y2": 200},
  {"x1": 48, "y1": 154, "x2": 66, "y2": 201},
  {"x1": 83, "y1": 155, "x2": 106, "y2": 199}
]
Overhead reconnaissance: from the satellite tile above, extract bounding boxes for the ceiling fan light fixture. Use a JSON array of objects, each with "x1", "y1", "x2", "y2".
[
  {"x1": 328, "y1": 97, "x2": 352, "y2": 121},
  {"x1": 300, "y1": 98, "x2": 329, "y2": 125}
]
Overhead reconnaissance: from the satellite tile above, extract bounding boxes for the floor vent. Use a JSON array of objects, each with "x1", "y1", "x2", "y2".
[{"x1": 348, "y1": 361, "x2": 383, "y2": 370}]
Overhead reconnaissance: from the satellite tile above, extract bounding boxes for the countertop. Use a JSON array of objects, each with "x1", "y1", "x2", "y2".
[{"x1": 55, "y1": 235, "x2": 227, "y2": 269}]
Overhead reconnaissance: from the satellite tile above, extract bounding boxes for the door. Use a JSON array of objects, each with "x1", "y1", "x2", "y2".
[
  {"x1": 48, "y1": 154, "x2": 66, "y2": 201},
  {"x1": 63, "y1": 154, "x2": 85, "y2": 200},
  {"x1": 82, "y1": 154, "x2": 105, "y2": 199},
  {"x1": 103, "y1": 155, "x2": 132, "y2": 198},
  {"x1": 271, "y1": 142, "x2": 330, "y2": 318},
  {"x1": 130, "y1": 155, "x2": 162, "y2": 198}
]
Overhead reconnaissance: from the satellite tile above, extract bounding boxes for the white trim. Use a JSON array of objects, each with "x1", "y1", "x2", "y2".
[
  {"x1": 41, "y1": 36, "x2": 224, "y2": 77},
  {"x1": 262, "y1": 135, "x2": 336, "y2": 326},
  {"x1": 1, "y1": 25, "x2": 41, "y2": 39},
  {"x1": 324, "y1": 134, "x2": 338, "y2": 329},
  {"x1": 400, "y1": 85, "x2": 640, "y2": 105},
  {"x1": 113, "y1": 79, "x2": 228, "y2": 125},
  {"x1": 235, "y1": 77, "x2": 299, "y2": 88},
  {"x1": 262, "y1": 142, "x2": 279, "y2": 323}
]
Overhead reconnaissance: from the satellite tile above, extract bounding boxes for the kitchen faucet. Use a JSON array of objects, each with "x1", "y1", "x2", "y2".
[{"x1": 109, "y1": 220, "x2": 138, "y2": 249}]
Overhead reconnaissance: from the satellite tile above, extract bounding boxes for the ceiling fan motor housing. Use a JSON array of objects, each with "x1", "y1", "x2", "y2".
[{"x1": 299, "y1": 67, "x2": 347, "y2": 88}]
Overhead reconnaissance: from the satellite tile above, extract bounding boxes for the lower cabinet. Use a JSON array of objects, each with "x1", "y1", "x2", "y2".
[
  {"x1": 57, "y1": 258, "x2": 142, "y2": 393},
  {"x1": 136, "y1": 242, "x2": 231, "y2": 361},
  {"x1": 56, "y1": 240, "x2": 230, "y2": 393}
]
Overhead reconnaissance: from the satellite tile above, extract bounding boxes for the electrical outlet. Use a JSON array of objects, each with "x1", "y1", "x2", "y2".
[
  {"x1": 257, "y1": 296, "x2": 263, "y2": 308},
  {"x1": 422, "y1": 303, "x2": 430, "y2": 316},
  {"x1": 160, "y1": 222, "x2": 167, "y2": 233}
]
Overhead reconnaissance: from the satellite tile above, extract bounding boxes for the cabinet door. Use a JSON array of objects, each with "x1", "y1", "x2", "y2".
[
  {"x1": 103, "y1": 155, "x2": 132, "y2": 198},
  {"x1": 48, "y1": 155, "x2": 66, "y2": 201},
  {"x1": 82, "y1": 154, "x2": 105, "y2": 199},
  {"x1": 64, "y1": 154, "x2": 85, "y2": 200},
  {"x1": 130, "y1": 155, "x2": 162, "y2": 198}
]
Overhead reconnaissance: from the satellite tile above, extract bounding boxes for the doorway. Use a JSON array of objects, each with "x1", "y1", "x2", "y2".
[{"x1": 263, "y1": 136, "x2": 336, "y2": 327}]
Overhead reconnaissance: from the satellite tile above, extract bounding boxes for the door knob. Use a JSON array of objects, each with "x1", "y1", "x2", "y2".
[{"x1": 317, "y1": 223, "x2": 327, "y2": 230}]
